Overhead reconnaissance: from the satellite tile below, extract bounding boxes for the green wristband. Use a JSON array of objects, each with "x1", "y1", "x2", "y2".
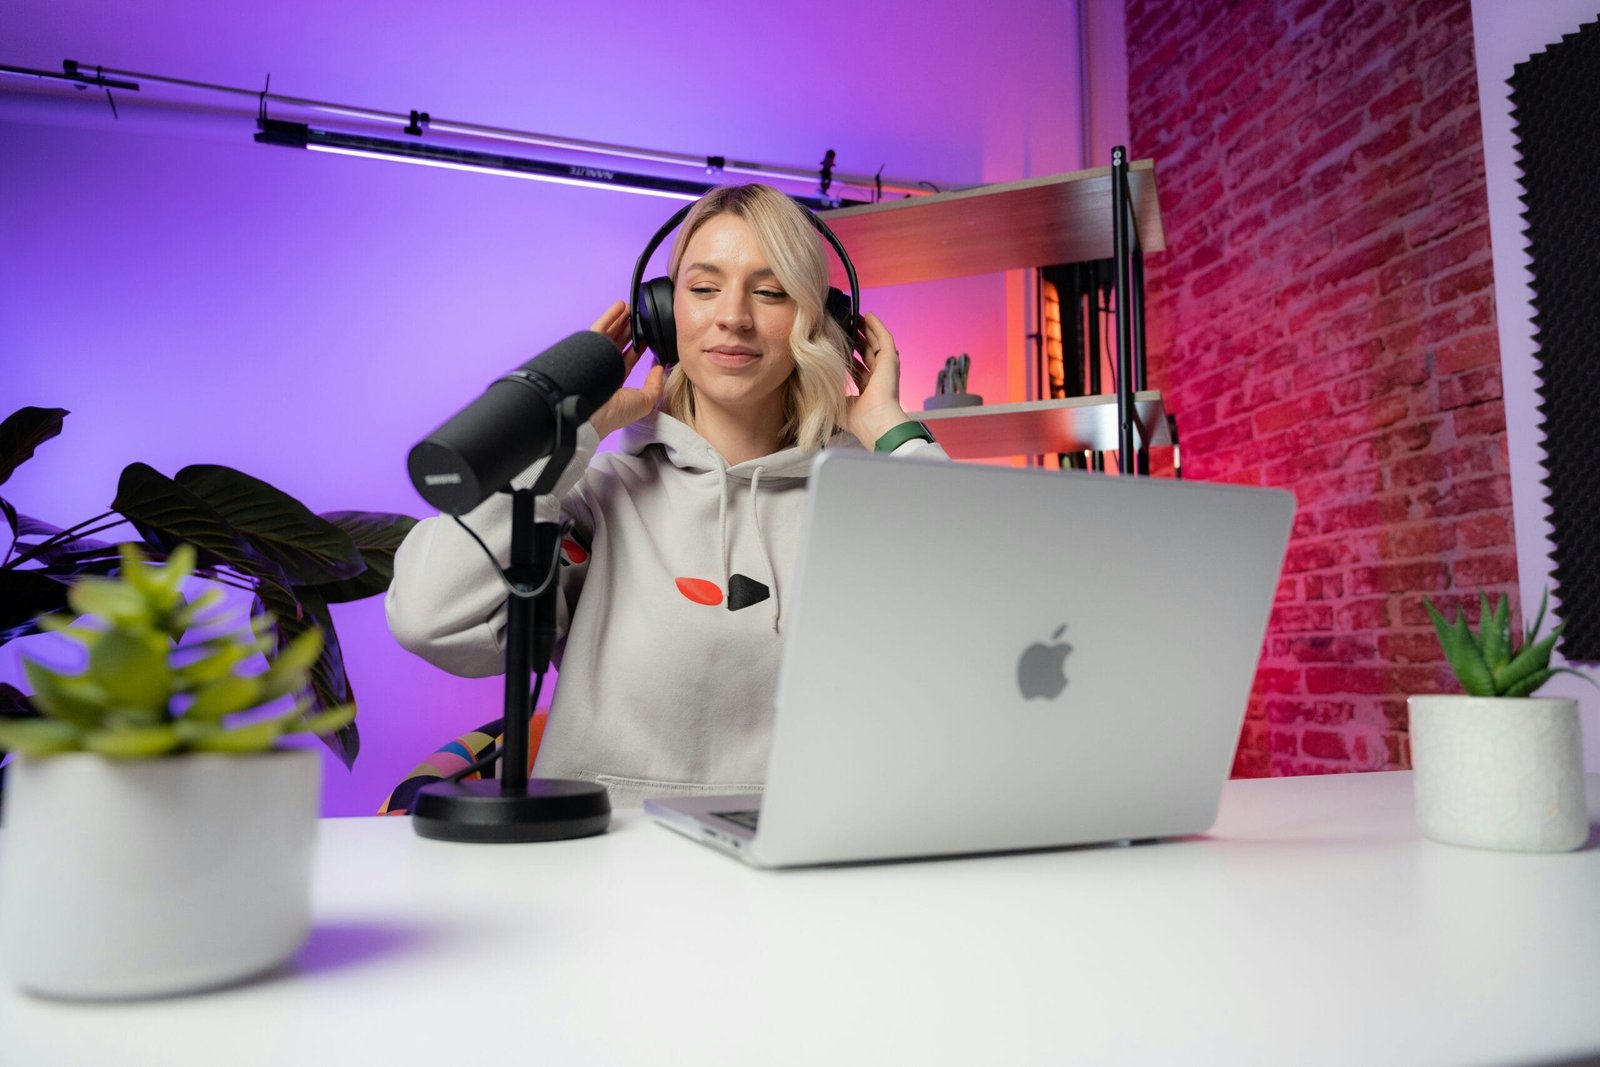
[{"x1": 873, "y1": 421, "x2": 935, "y2": 453}]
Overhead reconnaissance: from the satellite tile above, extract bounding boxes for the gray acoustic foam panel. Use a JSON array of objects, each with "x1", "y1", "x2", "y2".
[{"x1": 1509, "y1": 15, "x2": 1600, "y2": 660}]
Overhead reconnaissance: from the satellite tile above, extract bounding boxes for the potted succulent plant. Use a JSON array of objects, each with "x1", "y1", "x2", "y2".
[
  {"x1": 1, "y1": 405, "x2": 418, "y2": 775},
  {"x1": 1410, "y1": 591, "x2": 1592, "y2": 852},
  {"x1": 0, "y1": 544, "x2": 354, "y2": 999}
]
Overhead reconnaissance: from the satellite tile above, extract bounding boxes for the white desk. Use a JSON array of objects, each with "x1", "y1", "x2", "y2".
[{"x1": 3, "y1": 771, "x2": 1598, "y2": 1066}]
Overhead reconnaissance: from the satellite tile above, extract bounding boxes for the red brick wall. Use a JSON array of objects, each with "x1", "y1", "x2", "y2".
[{"x1": 1125, "y1": 0, "x2": 1514, "y2": 776}]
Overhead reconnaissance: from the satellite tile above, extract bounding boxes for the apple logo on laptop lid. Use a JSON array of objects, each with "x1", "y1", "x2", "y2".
[{"x1": 1017, "y1": 624, "x2": 1073, "y2": 701}]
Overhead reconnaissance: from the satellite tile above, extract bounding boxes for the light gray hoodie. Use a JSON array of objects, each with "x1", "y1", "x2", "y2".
[{"x1": 387, "y1": 412, "x2": 946, "y2": 807}]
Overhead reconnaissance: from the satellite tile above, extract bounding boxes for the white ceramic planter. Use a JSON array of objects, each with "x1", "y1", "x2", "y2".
[
  {"x1": 1409, "y1": 696, "x2": 1589, "y2": 852},
  {"x1": 0, "y1": 748, "x2": 320, "y2": 999}
]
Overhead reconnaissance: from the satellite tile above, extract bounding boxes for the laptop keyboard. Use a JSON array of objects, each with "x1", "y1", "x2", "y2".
[{"x1": 713, "y1": 809, "x2": 760, "y2": 831}]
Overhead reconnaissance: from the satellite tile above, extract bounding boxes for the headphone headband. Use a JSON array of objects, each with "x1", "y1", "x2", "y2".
[{"x1": 628, "y1": 202, "x2": 694, "y2": 347}]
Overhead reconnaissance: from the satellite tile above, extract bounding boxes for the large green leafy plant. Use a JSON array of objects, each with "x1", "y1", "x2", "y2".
[
  {"x1": 0, "y1": 545, "x2": 354, "y2": 757},
  {"x1": 1424, "y1": 590, "x2": 1591, "y2": 698},
  {"x1": 0, "y1": 406, "x2": 416, "y2": 766}
]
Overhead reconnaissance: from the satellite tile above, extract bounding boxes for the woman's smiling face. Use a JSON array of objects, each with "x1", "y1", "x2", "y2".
[{"x1": 673, "y1": 213, "x2": 798, "y2": 427}]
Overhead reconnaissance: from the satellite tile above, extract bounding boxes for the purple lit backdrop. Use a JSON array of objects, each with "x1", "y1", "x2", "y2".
[{"x1": 3, "y1": 0, "x2": 1106, "y2": 814}]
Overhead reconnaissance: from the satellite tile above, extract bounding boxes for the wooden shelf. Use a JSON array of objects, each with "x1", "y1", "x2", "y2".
[
  {"x1": 820, "y1": 162, "x2": 1165, "y2": 289},
  {"x1": 912, "y1": 392, "x2": 1170, "y2": 460}
]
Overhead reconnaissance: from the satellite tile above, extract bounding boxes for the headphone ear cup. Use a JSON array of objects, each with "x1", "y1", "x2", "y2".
[
  {"x1": 638, "y1": 276, "x2": 678, "y2": 365},
  {"x1": 824, "y1": 286, "x2": 854, "y2": 340},
  {"x1": 827, "y1": 286, "x2": 868, "y2": 391}
]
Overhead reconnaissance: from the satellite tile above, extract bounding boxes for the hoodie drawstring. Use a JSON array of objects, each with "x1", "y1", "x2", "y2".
[
  {"x1": 716, "y1": 469, "x2": 732, "y2": 594},
  {"x1": 748, "y1": 466, "x2": 780, "y2": 632}
]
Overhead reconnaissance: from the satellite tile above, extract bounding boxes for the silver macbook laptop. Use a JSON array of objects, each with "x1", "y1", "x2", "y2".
[{"x1": 645, "y1": 451, "x2": 1295, "y2": 868}]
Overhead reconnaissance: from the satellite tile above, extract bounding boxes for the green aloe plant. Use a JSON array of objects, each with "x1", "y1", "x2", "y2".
[
  {"x1": 0, "y1": 544, "x2": 353, "y2": 758},
  {"x1": 1423, "y1": 589, "x2": 1592, "y2": 698},
  {"x1": 0, "y1": 405, "x2": 417, "y2": 767}
]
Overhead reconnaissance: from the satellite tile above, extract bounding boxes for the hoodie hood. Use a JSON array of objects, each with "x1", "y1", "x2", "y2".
[
  {"x1": 615, "y1": 411, "x2": 831, "y2": 636},
  {"x1": 618, "y1": 412, "x2": 829, "y2": 482}
]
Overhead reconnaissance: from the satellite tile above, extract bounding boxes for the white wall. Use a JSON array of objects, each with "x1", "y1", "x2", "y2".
[{"x1": 1470, "y1": 0, "x2": 1600, "y2": 769}]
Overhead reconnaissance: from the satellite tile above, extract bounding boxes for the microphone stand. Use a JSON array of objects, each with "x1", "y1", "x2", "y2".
[{"x1": 412, "y1": 395, "x2": 612, "y2": 843}]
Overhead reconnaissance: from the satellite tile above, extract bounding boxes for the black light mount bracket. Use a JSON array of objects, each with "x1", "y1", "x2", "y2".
[
  {"x1": 255, "y1": 118, "x2": 310, "y2": 147},
  {"x1": 0, "y1": 61, "x2": 138, "y2": 93},
  {"x1": 405, "y1": 109, "x2": 430, "y2": 136},
  {"x1": 818, "y1": 148, "x2": 836, "y2": 196},
  {"x1": 60, "y1": 60, "x2": 140, "y2": 91}
]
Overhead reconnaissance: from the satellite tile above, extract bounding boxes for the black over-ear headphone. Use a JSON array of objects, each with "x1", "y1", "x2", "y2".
[{"x1": 629, "y1": 199, "x2": 862, "y2": 373}]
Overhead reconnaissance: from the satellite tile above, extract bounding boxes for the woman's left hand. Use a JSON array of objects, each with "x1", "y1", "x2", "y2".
[{"x1": 844, "y1": 312, "x2": 914, "y2": 447}]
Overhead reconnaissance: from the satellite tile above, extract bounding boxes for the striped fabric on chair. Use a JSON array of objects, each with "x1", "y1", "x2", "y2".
[{"x1": 379, "y1": 711, "x2": 549, "y2": 815}]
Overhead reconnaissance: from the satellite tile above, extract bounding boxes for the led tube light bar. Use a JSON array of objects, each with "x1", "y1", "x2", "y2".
[
  {"x1": 255, "y1": 120, "x2": 848, "y2": 209},
  {"x1": 306, "y1": 144, "x2": 700, "y2": 200}
]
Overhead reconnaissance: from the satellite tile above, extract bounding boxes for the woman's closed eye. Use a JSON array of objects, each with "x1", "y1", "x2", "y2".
[{"x1": 685, "y1": 280, "x2": 785, "y2": 300}]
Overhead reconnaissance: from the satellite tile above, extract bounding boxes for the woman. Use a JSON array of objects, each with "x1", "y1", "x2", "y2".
[{"x1": 387, "y1": 184, "x2": 946, "y2": 807}]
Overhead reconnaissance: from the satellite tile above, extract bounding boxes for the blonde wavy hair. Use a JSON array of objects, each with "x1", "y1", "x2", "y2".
[{"x1": 661, "y1": 184, "x2": 851, "y2": 452}]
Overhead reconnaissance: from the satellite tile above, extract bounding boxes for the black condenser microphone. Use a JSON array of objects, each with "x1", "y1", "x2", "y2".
[{"x1": 408, "y1": 331, "x2": 626, "y2": 514}]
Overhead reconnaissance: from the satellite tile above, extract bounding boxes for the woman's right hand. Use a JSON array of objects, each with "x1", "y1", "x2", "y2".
[{"x1": 587, "y1": 300, "x2": 665, "y2": 440}]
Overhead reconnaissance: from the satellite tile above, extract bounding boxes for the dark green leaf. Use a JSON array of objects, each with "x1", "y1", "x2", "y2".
[
  {"x1": 4, "y1": 513, "x2": 117, "y2": 566},
  {"x1": 15, "y1": 513, "x2": 73, "y2": 539},
  {"x1": 20, "y1": 542, "x2": 125, "y2": 572},
  {"x1": 1479, "y1": 593, "x2": 1511, "y2": 672},
  {"x1": 254, "y1": 584, "x2": 359, "y2": 768},
  {"x1": 0, "y1": 407, "x2": 68, "y2": 488},
  {"x1": 1502, "y1": 669, "x2": 1554, "y2": 699},
  {"x1": 327, "y1": 717, "x2": 360, "y2": 769},
  {"x1": 1424, "y1": 598, "x2": 1495, "y2": 696},
  {"x1": 1545, "y1": 666, "x2": 1600, "y2": 692},
  {"x1": 1525, "y1": 588, "x2": 1549, "y2": 646},
  {"x1": 0, "y1": 683, "x2": 40, "y2": 720},
  {"x1": 111, "y1": 463, "x2": 293, "y2": 602},
  {"x1": 175, "y1": 465, "x2": 363, "y2": 586},
  {"x1": 310, "y1": 511, "x2": 418, "y2": 603},
  {"x1": 1492, "y1": 626, "x2": 1563, "y2": 695},
  {"x1": 1, "y1": 496, "x2": 17, "y2": 549},
  {"x1": 0, "y1": 569, "x2": 72, "y2": 644}
]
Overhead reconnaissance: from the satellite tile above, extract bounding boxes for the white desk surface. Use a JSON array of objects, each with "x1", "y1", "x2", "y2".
[{"x1": 3, "y1": 771, "x2": 1598, "y2": 1066}]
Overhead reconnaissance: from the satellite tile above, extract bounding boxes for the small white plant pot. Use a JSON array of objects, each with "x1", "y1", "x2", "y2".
[
  {"x1": 0, "y1": 748, "x2": 320, "y2": 999},
  {"x1": 1409, "y1": 696, "x2": 1589, "y2": 852}
]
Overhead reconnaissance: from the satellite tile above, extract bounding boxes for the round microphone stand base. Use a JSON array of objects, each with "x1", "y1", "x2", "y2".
[{"x1": 411, "y1": 778, "x2": 611, "y2": 843}]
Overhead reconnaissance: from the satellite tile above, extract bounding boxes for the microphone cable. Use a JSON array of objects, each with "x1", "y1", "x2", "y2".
[
  {"x1": 433, "y1": 510, "x2": 566, "y2": 785},
  {"x1": 439, "y1": 668, "x2": 547, "y2": 785},
  {"x1": 450, "y1": 513, "x2": 572, "y2": 599}
]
